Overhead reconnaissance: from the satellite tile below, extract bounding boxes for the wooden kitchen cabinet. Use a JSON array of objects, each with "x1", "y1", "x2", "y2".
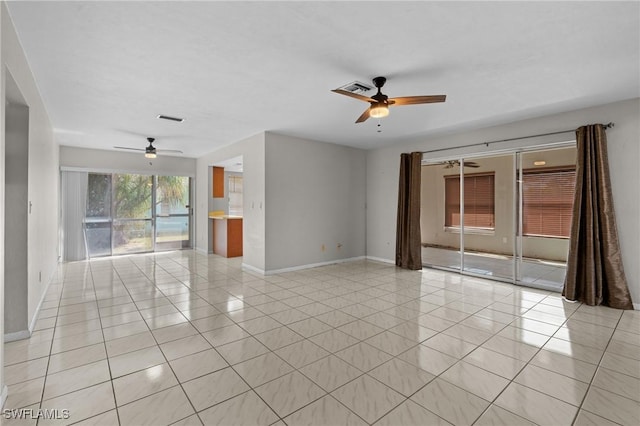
[{"x1": 212, "y1": 217, "x2": 243, "y2": 258}]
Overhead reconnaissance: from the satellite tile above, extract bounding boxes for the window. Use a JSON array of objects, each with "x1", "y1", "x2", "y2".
[
  {"x1": 523, "y1": 167, "x2": 575, "y2": 238},
  {"x1": 228, "y1": 175, "x2": 243, "y2": 216},
  {"x1": 445, "y1": 172, "x2": 495, "y2": 230}
]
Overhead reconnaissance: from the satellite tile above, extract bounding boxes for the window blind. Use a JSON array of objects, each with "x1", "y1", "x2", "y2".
[
  {"x1": 522, "y1": 168, "x2": 575, "y2": 238},
  {"x1": 445, "y1": 173, "x2": 495, "y2": 229}
]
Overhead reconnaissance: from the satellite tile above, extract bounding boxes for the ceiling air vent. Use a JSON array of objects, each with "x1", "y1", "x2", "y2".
[
  {"x1": 157, "y1": 114, "x2": 184, "y2": 122},
  {"x1": 337, "y1": 81, "x2": 373, "y2": 95}
]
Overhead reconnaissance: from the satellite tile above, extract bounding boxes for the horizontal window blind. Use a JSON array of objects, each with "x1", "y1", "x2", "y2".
[
  {"x1": 523, "y1": 168, "x2": 575, "y2": 238},
  {"x1": 445, "y1": 173, "x2": 495, "y2": 229}
]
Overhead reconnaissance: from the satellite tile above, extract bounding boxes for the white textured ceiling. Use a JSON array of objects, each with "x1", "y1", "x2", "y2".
[{"x1": 7, "y1": 1, "x2": 640, "y2": 158}]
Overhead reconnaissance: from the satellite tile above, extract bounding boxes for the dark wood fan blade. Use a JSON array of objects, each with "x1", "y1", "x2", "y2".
[
  {"x1": 388, "y1": 95, "x2": 446, "y2": 106},
  {"x1": 332, "y1": 89, "x2": 375, "y2": 103},
  {"x1": 355, "y1": 108, "x2": 370, "y2": 123},
  {"x1": 114, "y1": 146, "x2": 144, "y2": 151},
  {"x1": 465, "y1": 162, "x2": 480, "y2": 168}
]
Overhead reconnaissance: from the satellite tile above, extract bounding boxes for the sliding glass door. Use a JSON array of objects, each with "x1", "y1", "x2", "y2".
[
  {"x1": 85, "y1": 173, "x2": 112, "y2": 257},
  {"x1": 421, "y1": 145, "x2": 576, "y2": 291},
  {"x1": 517, "y1": 148, "x2": 576, "y2": 289},
  {"x1": 460, "y1": 155, "x2": 516, "y2": 282},
  {"x1": 112, "y1": 174, "x2": 153, "y2": 254},
  {"x1": 155, "y1": 176, "x2": 191, "y2": 250},
  {"x1": 84, "y1": 173, "x2": 192, "y2": 257},
  {"x1": 421, "y1": 163, "x2": 462, "y2": 271}
]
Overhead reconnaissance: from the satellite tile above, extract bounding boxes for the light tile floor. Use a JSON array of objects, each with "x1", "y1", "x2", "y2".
[
  {"x1": 422, "y1": 246, "x2": 568, "y2": 290},
  {"x1": 3, "y1": 251, "x2": 639, "y2": 425}
]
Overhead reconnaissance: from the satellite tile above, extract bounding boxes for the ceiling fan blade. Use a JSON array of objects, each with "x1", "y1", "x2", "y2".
[
  {"x1": 157, "y1": 149, "x2": 184, "y2": 154},
  {"x1": 465, "y1": 162, "x2": 480, "y2": 168},
  {"x1": 389, "y1": 95, "x2": 446, "y2": 106},
  {"x1": 355, "y1": 108, "x2": 370, "y2": 123},
  {"x1": 332, "y1": 89, "x2": 375, "y2": 103},
  {"x1": 114, "y1": 146, "x2": 144, "y2": 151}
]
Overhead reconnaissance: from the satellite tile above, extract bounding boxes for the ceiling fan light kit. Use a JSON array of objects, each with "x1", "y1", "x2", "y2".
[
  {"x1": 332, "y1": 75, "x2": 446, "y2": 124},
  {"x1": 369, "y1": 103, "x2": 389, "y2": 118},
  {"x1": 145, "y1": 137, "x2": 158, "y2": 158}
]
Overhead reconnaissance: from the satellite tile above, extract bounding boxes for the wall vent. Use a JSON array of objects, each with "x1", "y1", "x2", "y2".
[
  {"x1": 337, "y1": 81, "x2": 373, "y2": 95},
  {"x1": 157, "y1": 114, "x2": 185, "y2": 122}
]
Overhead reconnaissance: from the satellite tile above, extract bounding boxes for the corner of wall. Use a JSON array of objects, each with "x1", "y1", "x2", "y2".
[{"x1": 1, "y1": 385, "x2": 8, "y2": 410}]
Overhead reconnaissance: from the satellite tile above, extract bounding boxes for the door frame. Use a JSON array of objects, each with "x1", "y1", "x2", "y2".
[{"x1": 421, "y1": 140, "x2": 576, "y2": 291}]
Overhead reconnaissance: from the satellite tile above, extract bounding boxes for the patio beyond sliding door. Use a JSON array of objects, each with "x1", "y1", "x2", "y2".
[
  {"x1": 517, "y1": 148, "x2": 576, "y2": 290},
  {"x1": 112, "y1": 174, "x2": 153, "y2": 255},
  {"x1": 460, "y1": 155, "x2": 516, "y2": 282},
  {"x1": 84, "y1": 172, "x2": 191, "y2": 257},
  {"x1": 155, "y1": 176, "x2": 191, "y2": 250},
  {"x1": 421, "y1": 145, "x2": 575, "y2": 291}
]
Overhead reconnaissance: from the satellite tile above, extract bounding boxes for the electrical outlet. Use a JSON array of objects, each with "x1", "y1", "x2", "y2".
[
  {"x1": 39, "y1": 271, "x2": 42, "y2": 282},
  {"x1": 502, "y1": 237, "x2": 508, "y2": 244}
]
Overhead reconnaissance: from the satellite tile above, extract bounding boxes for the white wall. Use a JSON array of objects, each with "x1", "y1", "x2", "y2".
[
  {"x1": 1, "y1": 1, "x2": 60, "y2": 404},
  {"x1": 0, "y1": 2, "x2": 5, "y2": 405},
  {"x1": 4, "y1": 100, "x2": 28, "y2": 334},
  {"x1": 195, "y1": 133, "x2": 265, "y2": 270},
  {"x1": 1, "y1": 1, "x2": 59, "y2": 335},
  {"x1": 367, "y1": 98, "x2": 640, "y2": 305},
  {"x1": 60, "y1": 146, "x2": 196, "y2": 177},
  {"x1": 264, "y1": 132, "x2": 366, "y2": 272}
]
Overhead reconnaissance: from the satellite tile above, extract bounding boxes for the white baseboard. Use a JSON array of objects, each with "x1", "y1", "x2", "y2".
[
  {"x1": 28, "y1": 267, "x2": 56, "y2": 334},
  {"x1": 366, "y1": 256, "x2": 395, "y2": 265},
  {"x1": 4, "y1": 329, "x2": 31, "y2": 342},
  {"x1": 1, "y1": 385, "x2": 8, "y2": 410},
  {"x1": 633, "y1": 302, "x2": 640, "y2": 311},
  {"x1": 242, "y1": 263, "x2": 265, "y2": 275},
  {"x1": 263, "y1": 256, "x2": 366, "y2": 275}
]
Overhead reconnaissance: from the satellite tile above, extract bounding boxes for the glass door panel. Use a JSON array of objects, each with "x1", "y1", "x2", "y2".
[
  {"x1": 461, "y1": 155, "x2": 516, "y2": 281},
  {"x1": 112, "y1": 174, "x2": 153, "y2": 254},
  {"x1": 421, "y1": 163, "x2": 461, "y2": 271},
  {"x1": 155, "y1": 176, "x2": 191, "y2": 250},
  {"x1": 85, "y1": 173, "x2": 113, "y2": 257},
  {"x1": 517, "y1": 147, "x2": 576, "y2": 291}
]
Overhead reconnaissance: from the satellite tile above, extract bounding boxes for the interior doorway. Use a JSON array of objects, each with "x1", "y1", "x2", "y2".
[{"x1": 421, "y1": 144, "x2": 576, "y2": 292}]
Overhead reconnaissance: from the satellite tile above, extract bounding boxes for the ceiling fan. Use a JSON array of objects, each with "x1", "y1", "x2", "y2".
[
  {"x1": 442, "y1": 160, "x2": 480, "y2": 168},
  {"x1": 332, "y1": 76, "x2": 446, "y2": 123},
  {"x1": 114, "y1": 137, "x2": 183, "y2": 159}
]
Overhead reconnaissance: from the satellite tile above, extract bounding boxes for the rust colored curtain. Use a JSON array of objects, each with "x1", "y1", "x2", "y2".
[
  {"x1": 563, "y1": 124, "x2": 633, "y2": 309},
  {"x1": 396, "y1": 152, "x2": 422, "y2": 270}
]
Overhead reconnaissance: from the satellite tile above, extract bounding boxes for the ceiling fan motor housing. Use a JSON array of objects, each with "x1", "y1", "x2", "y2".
[
  {"x1": 146, "y1": 137, "x2": 156, "y2": 154},
  {"x1": 331, "y1": 75, "x2": 446, "y2": 123},
  {"x1": 372, "y1": 76, "x2": 387, "y2": 88}
]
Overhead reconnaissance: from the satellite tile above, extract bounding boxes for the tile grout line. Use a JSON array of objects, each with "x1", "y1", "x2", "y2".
[
  {"x1": 91, "y1": 262, "x2": 123, "y2": 426},
  {"x1": 11, "y1": 252, "x2": 638, "y2": 426},
  {"x1": 34, "y1": 273, "x2": 65, "y2": 426},
  {"x1": 116, "y1": 255, "x2": 203, "y2": 425},
  {"x1": 570, "y1": 309, "x2": 626, "y2": 425}
]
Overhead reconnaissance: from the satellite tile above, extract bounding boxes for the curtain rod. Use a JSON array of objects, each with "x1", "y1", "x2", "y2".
[{"x1": 420, "y1": 122, "x2": 614, "y2": 155}]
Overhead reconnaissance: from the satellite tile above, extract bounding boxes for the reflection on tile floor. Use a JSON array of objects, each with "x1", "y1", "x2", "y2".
[
  {"x1": 4, "y1": 251, "x2": 640, "y2": 425},
  {"x1": 423, "y1": 247, "x2": 568, "y2": 290}
]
